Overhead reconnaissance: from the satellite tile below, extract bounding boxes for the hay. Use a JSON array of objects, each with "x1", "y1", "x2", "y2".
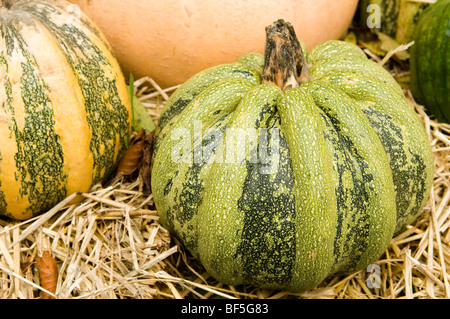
[{"x1": 1, "y1": 68, "x2": 449, "y2": 299}]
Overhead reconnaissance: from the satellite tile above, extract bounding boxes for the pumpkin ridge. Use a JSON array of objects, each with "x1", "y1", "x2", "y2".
[
  {"x1": 276, "y1": 88, "x2": 337, "y2": 291},
  {"x1": 321, "y1": 70, "x2": 434, "y2": 233},
  {"x1": 17, "y1": 55, "x2": 66, "y2": 214},
  {"x1": 362, "y1": 106, "x2": 429, "y2": 232},
  {"x1": 317, "y1": 109, "x2": 373, "y2": 273},
  {"x1": 173, "y1": 111, "x2": 234, "y2": 253},
  {"x1": 196, "y1": 84, "x2": 294, "y2": 288},
  {"x1": 235, "y1": 127, "x2": 296, "y2": 289},
  {"x1": 309, "y1": 58, "x2": 403, "y2": 97},
  {"x1": 305, "y1": 81, "x2": 396, "y2": 273},
  {"x1": 231, "y1": 86, "x2": 296, "y2": 289},
  {"x1": 306, "y1": 40, "x2": 368, "y2": 67},
  {"x1": 1, "y1": 20, "x2": 67, "y2": 219},
  {"x1": 156, "y1": 63, "x2": 262, "y2": 136}
]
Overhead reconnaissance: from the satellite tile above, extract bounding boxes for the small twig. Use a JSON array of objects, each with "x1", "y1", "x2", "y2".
[
  {"x1": 379, "y1": 41, "x2": 414, "y2": 67},
  {"x1": 152, "y1": 270, "x2": 237, "y2": 299},
  {"x1": 126, "y1": 245, "x2": 179, "y2": 277},
  {"x1": 78, "y1": 192, "x2": 136, "y2": 210},
  {"x1": 134, "y1": 76, "x2": 170, "y2": 101}
]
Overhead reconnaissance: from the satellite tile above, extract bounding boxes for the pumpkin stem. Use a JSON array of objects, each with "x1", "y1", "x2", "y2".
[{"x1": 262, "y1": 19, "x2": 311, "y2": 90}]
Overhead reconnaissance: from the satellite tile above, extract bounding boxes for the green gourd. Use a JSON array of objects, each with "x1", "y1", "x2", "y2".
[
  {"x1": 151, "y1": 20, "x2": 434, "y2": 292},
  {"x1": 410, "y1": 0, "x2": 450, "y2": 123}
]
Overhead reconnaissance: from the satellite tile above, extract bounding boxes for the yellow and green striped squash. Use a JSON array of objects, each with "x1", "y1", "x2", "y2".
[
  {"x1": 151, "y1": 21, "x2": 434, "y2": 292},
  {"x1": 0, "y1": 0, "x2": 131, "y2": 220}
]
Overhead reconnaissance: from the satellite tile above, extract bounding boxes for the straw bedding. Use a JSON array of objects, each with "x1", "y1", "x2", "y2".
[{"x1": 0, "y1": 50, "x2": 449, "y2": 300}]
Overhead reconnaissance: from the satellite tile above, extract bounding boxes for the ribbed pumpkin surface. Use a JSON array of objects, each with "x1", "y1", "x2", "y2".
[
  {"x1": 151, "y1": 21, "x2": 434, "y2": 292},
  {"x1": 0, "y1": 0, "x2": 131, "y2": 220}
]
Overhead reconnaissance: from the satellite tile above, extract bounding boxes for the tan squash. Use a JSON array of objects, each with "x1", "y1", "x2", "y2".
[
  {"x1": 69, "y1": 0, "x2": 358, "y2": 88},
  {"x1": 0, "y1": 0, "x2": 131, "y2": 220}
]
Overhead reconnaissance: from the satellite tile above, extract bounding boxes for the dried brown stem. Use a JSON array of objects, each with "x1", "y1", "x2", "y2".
[{"x1": 262, "y1": 19, "x2": 311, "y2": 90}]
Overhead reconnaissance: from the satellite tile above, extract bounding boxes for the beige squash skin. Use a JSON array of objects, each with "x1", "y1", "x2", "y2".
[{"x1": 69, "y1": 0, "x2": 358, "y2": 88}]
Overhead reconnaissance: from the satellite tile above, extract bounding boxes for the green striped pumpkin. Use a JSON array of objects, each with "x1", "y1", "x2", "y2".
[
  {"x1": 151, "y1": 20, "x2": 434, "y2": 292},
  {"x1": 410, "y1": 0, "x2": 450, "y2": 123},
  {"x1": 0, "y1": 0, "x2": 131, "y2": 220}
]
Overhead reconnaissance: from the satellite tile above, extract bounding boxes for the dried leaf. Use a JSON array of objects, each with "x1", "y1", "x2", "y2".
[
  {"x1": 376, "y1": 31, "x2": 410, "y2": 60},
  {"x1": 139, "y1": 129, "x2": 155, "y2": 197},
  {"x1": 378, "y1": 41, "x2": 414, "y2": 66},
  {"x1": 358, "y1": 30, "x2": 410, "y2": 61},
  {"x1": 117, "y1": 129, "x2": 147, "y2": 175},
  {"x1": 35, "y1": 251, "x2": 58, "y2": 299}
]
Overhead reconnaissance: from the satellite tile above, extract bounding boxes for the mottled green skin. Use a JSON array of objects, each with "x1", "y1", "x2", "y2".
[
  {"x1": 151, "y1": 41, "x2": 434, "y2": 292},
  {"x1": 410, "y1": 0, "x2": 450, "y2": 123}
]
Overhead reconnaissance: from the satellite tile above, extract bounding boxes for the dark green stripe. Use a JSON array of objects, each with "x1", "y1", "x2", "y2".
[
  {"x1": 0, "y1": 54, "x2": 13, "y2": 136},
  {"x1": 363, "y1": 107, "x2": 428, "y2": 232},
  {"x1": 235, "y1": 114, "x2": 296, "y2": 288},
  {"x1": 157, "y1": 96, "x2": 196, "y2": 135},
  {"x1": 318, "y1": 110, "x2": 372, "y2": 273}
]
